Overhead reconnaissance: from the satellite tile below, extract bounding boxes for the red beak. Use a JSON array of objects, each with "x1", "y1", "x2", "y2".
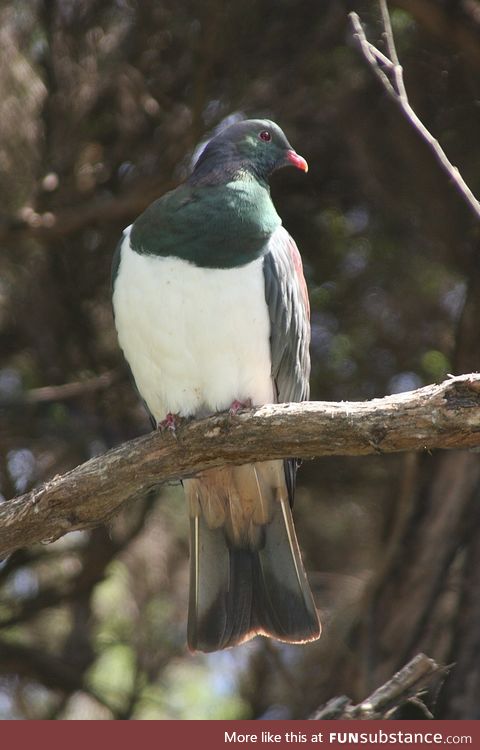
[{"x1": 286, "y1": 149, "x2": 308, "y2": 173}]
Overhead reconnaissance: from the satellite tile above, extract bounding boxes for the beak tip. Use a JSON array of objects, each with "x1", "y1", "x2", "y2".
[{"x1": 286, "y1": 149, "x2": 309, "y2": 173}]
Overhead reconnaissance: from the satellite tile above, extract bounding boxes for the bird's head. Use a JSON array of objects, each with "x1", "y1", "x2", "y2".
[{"x1": 191, "y1": 119, "x2": 308, "y2": 184}]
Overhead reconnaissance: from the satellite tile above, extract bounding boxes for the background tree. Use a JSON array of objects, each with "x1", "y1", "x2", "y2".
[{"x1": 0, "y1": 0, "x2": 479, "y2": 719}]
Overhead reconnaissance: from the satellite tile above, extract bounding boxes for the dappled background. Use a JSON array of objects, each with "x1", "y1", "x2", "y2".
[{"x1": 1, "y1": 0, "x2": 480, "y2": 719}]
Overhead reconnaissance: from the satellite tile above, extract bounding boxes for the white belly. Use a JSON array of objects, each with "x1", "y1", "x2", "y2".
[{"x1": 112, "y1": 230, "x2": 274, "y2": 421}]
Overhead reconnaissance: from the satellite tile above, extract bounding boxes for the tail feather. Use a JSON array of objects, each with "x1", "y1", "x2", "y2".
[{"x1": 185, "y1": 461, "x2": 321, "y2": 652}]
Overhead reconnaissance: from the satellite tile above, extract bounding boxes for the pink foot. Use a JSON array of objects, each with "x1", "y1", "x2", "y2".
[
  {"x1": 229, "y1": 398, "x2": 253, "y2": 415},
  {"x1": 158, "y1": 412, "x2": 181, "y2": 434}
]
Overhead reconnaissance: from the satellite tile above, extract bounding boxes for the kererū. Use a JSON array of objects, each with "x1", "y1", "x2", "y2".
[{"x1": 112, "y1": 119, "x2": 321, "y2": 652}]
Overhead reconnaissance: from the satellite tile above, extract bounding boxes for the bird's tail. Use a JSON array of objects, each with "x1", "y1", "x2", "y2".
[{"x1": 184, "y1": 460, "x2": 321, "y2": 652}]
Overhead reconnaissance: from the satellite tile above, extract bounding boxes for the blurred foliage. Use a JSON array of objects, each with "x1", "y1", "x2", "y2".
[{"x1": 0, "y1": 0, "x2": 480, "y2": 720}]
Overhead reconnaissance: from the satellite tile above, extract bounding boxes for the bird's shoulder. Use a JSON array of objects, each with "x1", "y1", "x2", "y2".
[{"x1": 129, "y1": 178, "x2": 281, "y2": 268}]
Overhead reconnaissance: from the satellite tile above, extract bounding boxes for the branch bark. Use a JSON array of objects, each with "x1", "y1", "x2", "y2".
[
  {"x1": 311, "y1": 653, "x2": 445, "y2": 719},
  {"x1": 1, "y1": 374, "x2": 480, "y2": 559}
]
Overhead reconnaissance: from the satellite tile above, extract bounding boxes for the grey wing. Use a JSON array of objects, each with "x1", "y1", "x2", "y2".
[
  {"x1": 263, "y1": 227, "x2": 311, "y2": 505},
  {"x1": 263, "y1": 226, "x2": 311, "y2": 404}
]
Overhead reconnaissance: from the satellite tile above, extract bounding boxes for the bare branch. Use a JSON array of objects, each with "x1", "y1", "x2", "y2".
[
  {"x1": 379, "y1": 0, "x2": 408, "y2": 100},
  {"x1": 350, "y1": 13, "x2": 398, "y2": 98},
  {"x1": 0, "y1": 370, "x2": 120, "y2": 408},
  {"x1": 25, "y1": 370, "x2": 118, "y2": 404},
  {"x1": 311, "y1": 653, "x2": 446, "y2": 719},
  {"x1": 1, "y1": 374, "x2": 480, "y2": 559},
  {"x1": 0, "y1": 175, "x2": 174, "y2": 244},
  {"x1": 379, "y1": 0, "x2": 400, "y2": 67},
  {"x1": 349, "y1": 8, "x2": 480, "y2": 222}
]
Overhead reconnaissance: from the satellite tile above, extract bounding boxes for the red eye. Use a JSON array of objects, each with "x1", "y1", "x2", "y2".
[{"x1": 259, "y1": 130, "x2": 272, "y2": 142}]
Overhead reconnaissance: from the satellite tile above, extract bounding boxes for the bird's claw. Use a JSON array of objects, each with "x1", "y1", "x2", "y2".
[
  {"x1": 158, "y1": 412, "x2": 182, "y2": 436},
  {"x1": 228, "y1": 398, "x2": 253, "y2": 416}
]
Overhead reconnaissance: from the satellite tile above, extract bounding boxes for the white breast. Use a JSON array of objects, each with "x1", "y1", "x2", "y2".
[{"x1": 112, "y1": 229, "x2": 274, "y2": 421}]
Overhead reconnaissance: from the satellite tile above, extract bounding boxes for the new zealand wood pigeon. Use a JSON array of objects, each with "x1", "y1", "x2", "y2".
[{"x1": 112, "y1": 119, "x2": 321, "y2": 652}]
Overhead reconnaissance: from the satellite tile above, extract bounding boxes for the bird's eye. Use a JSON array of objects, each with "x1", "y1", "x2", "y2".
[{"x1": 259, "y1": 130, "x2": 272, "y2": 142}]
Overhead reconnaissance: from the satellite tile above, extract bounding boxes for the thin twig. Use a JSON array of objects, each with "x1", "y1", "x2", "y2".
[
  {"x1": 350, "y1": 13, "x2": 397, "y2": 98},
  {"x1": 349, "y1": 9, "x2": 480, "y2": 223},
  {"x1": 367, "y1": 42, "x2": 395, "y2": 71},
  {"x1": 379, "y1": 0, "x2": 408, "y2": 100}
]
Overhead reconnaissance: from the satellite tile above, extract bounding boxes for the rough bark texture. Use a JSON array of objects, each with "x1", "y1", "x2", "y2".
[
  {"x1": 1, "y1": 373, "x2": 480, "y2": 560},
  {"x1": 311, "y1": 653, "x2": 445, "y2": 720}
]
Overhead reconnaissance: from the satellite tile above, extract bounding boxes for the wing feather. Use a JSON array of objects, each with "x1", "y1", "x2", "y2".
[
  {"x1": 263, "y1": 227, "x2": 310, "y2": 403},
  {"x1": 263, "y1": 226, "x2": 311, "y2": 503}
]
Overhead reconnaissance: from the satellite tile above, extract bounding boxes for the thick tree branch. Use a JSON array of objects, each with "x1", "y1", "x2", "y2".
[{"x1": 1, "y1": 374, "x2": 480, "y2": 558}]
